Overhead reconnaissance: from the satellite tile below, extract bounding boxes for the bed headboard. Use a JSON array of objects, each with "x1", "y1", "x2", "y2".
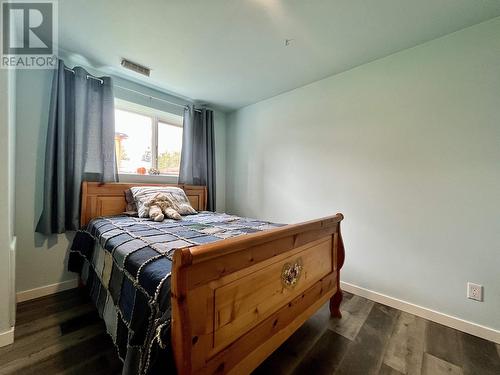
[{"x1": 80, "y1": 181, "x2": 207, "y2": 226}]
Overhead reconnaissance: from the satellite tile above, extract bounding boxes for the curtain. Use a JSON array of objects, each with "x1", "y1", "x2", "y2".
[
  {"x1": 179, "y1": 106, "x2": 216, "y2": 211},
  {"x1": 36, "y1": 60, "x2": 118, "y2": 234}
]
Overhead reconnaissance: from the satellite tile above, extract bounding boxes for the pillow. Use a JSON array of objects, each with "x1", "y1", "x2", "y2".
[
  {"x1": 129, "y1": 186, "x2": 197, "y2": 218},
  {"x1": 124, "y1": 189, "x2": 137, "y2": 212}
]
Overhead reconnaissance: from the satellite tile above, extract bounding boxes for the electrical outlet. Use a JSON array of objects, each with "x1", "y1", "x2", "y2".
[{"x1": 467, "y1": 282, "x2": 483, "y2": 302}]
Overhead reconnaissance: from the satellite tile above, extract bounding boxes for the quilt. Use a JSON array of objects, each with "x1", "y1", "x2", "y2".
[{"x1": 68, "y1": 211, "x2": 283, "y2": 375}]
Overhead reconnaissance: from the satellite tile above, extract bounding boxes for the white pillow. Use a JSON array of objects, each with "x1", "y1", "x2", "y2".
[{"x1": 129, "y1": 186, "x2": 197, "y2": 218}]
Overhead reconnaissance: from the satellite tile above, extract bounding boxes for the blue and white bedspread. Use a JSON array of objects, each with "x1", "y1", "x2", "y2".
[{"x1": 68, "y1": 211, "x2": 283, "y2": 375}]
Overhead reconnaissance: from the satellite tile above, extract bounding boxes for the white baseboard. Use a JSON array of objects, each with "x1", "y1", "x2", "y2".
[
  {"x1": 0, "y1": 327, "x2": 14, "y2": 348},
  {"x1": 16, "y1": 279, "x2": 79, "y2": 303},
  {"x1": 341, "y1": 281, "x2": 500, "y2": 345},
  {"x1": 13, "y1": 279, "x2": 500, "y2": 344}
]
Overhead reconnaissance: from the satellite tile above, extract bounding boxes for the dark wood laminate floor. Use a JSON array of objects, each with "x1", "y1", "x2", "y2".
[{"x1": 1, "y1": 289, "x2": 499, "y2": 375}]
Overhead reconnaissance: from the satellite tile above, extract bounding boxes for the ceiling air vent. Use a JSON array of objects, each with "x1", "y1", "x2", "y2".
[{"x1": 121, "y1": 59, "x2": 151, "y2": 77}]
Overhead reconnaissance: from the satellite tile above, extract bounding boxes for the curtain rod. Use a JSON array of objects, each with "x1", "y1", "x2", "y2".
[
  {"x1": 64, "y1": 66, "x2": 104, "y2": 84},
  {"x1": 64, "y1": 66, "x2": 201, "y2": 112},
  {"x1": 114, "y1": 84, "x2": 196, "y2": 111}
]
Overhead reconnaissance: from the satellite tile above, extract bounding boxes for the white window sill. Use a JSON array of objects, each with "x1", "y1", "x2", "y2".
[{"x1": 118, "y1": 173, "x2": 179, "y2": 184}]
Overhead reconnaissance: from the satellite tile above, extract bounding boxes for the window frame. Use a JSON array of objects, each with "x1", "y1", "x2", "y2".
[{"x1": 114, "y1": 101, "x2": 183, "y2": 180}]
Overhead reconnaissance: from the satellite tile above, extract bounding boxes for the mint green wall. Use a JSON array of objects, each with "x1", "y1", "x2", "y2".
[
  {"x1": 15, "y1": 68, "x2": 72, "y2": 294},
  {"x1": 15, "y1": 68, "x2": 226, "y2": 293},
  {"x1": 226, "y1": 18, "x2": 500, "y2": 330}
]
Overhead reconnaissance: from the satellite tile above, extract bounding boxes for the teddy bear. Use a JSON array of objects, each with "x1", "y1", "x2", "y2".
[
  {"x1": 147, "y1": 203, "x2": 164, "y2": 222},
  {"x1": 145, "y1": 193, "x2": 182, "y2": 221}
]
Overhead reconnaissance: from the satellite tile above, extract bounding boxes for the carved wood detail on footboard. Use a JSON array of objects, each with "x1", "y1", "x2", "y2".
[{"x1": 171, "y1": 213, "x2": 345, "y2": 374}]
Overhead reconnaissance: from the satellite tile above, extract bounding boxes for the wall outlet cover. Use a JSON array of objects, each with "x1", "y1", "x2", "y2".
[{"x1": 467, "y1": 282, "x2": 483, "y2": 302}]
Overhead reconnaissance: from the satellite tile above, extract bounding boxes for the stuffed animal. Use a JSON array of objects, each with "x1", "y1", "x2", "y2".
[
  {"x1": 145, "y1": 193, "x2": 182, "y2": 221},
  {"x1": 148, "y1": 204, "x2": 164, "y2": 222}
]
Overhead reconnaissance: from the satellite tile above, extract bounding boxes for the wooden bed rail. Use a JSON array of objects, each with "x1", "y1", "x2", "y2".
[
  {"x1": 188, "y1": 214, "x2": 344, "y2": 264},
  {"x1": 171, "y1": 213, "x2": 345, "y2": 374}
]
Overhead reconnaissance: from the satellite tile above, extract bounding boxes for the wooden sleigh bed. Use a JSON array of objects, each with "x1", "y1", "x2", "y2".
[{"x1": 80, "y1": 181, "x2": 345, "y2": 375}]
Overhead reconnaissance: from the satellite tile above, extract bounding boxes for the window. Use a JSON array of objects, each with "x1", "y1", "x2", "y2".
[
  {"x1": 114, "y1": 103, "x2": 183, "y2": 176},
  {"x1": 115, "y1": 110, "x2": 153, "y2": 174},
  {"x1": 157, "y1": 121, "x2": 183, "y2": 175}
]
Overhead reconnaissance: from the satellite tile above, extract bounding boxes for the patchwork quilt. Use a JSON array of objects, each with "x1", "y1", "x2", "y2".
[{"x1": 68, "y1": 212, "x2": 283, "y2": 375}]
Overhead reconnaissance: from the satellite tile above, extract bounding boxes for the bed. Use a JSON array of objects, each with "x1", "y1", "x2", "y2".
[{"x1": 69, "y1": 182, "x2": 345, "y2": 375}]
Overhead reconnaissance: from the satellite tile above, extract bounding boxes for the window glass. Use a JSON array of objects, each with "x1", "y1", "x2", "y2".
[
  {"x1": 158, "y1": 122, "x2": 183, "y2": 175},
  {"x1": 114, "y1": 109, "x2": 153, "y2": 174}
]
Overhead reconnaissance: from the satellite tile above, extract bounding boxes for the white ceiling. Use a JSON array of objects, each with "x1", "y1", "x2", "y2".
[{"x1": 57, "y1": 0, "x2": 500, "y2": 111}]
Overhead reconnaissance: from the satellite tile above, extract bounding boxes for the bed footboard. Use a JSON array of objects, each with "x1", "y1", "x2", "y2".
[{"x1": 171, "y1": 213, "x2": 345, "y2": 374}]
